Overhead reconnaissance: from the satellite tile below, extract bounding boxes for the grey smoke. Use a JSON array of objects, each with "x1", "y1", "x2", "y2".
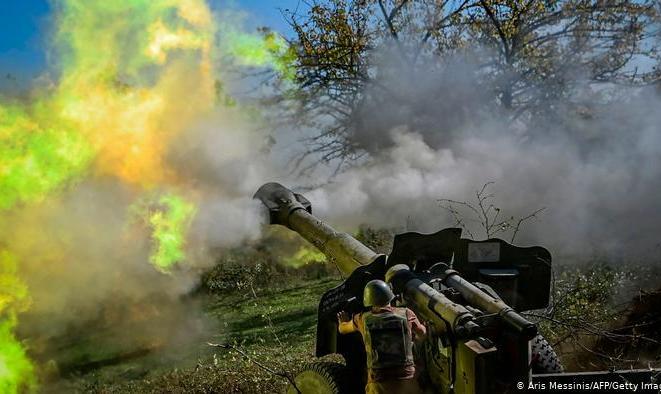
[{"x1": 304, "y1": 50, "x2": 661, "y2": 262}]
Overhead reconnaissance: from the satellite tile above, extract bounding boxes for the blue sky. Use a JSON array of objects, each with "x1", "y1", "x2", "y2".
[{"x1": 0, "y1": 0, "x2": 302, "y2": 85}]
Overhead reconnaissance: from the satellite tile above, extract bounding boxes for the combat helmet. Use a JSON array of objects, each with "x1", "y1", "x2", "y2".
[{"x1": 363, "y1": 279, "x2": 395, "y2": 307}]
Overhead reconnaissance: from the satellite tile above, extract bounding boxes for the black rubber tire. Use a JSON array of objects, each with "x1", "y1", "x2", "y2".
[
  {"x1": 286, "y1": 362, "x2": 350, "y2": 394},
  {"x1": 531, "y1": 334, "x2": 564, "y2": 373}
]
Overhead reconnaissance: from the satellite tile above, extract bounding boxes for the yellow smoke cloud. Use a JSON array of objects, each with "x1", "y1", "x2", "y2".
[
  {"x1": 52, "y1": 0, "x2": 215, "y2": 186},
  {"x1": 0, "y1": 1, "x2": 296, "y2": 391}
]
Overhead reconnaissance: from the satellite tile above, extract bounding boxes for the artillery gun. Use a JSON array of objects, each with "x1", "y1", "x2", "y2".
[{"x1": 254, "y1": 182, "x2": 659, "y2": 393}]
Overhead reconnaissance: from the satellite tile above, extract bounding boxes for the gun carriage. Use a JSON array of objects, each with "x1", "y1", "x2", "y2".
[{"x1": 254, "y1": 182, "x2": 659, "y2": 393}]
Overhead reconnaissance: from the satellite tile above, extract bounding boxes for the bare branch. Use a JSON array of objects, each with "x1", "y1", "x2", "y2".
[
  {"x1": 510, "y1": 207, "x2": 545, "y2": 243},
  {"x1": 439, "y1": 182, "x2": 545, "y2": 242}
]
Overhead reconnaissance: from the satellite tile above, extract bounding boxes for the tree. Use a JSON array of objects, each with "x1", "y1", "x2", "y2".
[
  {"x1": 468, "y1": 0, "x2": 660, "y2": 118},
  {"x1": 283, "y1": 0, "x2": 660, "y2": 169}
]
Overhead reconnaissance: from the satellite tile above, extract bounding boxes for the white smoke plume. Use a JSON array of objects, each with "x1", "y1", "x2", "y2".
[{"x1": 304, "y1": 51, "x2": 661, "y2": 263}]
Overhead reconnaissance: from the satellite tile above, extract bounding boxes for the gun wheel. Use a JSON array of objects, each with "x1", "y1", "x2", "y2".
[
  {"x1": 286, "y1": 362, "x2": 350, "y2": 394},
  {"x1": 531, "y1": 334, "x2": 564, "y2": 373}
]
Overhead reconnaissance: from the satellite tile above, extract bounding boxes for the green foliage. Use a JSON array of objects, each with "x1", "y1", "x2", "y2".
[
  {"x1": 198, "y1": 244, "x2": 338, "y2": 294},
  {"x1": 541, "y1": 264, "x2": 616, "y2": 332},
  {"x1": 532, "y1": 262, "x2": 636, "y2": 369},
  {"x1": 200, "y1": 256, "x2": 275, "y2": 294},
  {"x1": 551, "y1": 264, "x2": 620, "y2": 323},
  {"x1": 354, "y1": 225, "x2": 395, "y2": 254}
]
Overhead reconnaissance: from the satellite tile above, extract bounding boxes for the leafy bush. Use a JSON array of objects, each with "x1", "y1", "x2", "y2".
[
  {"x1": 198, "y1": 237, "x2": 339, "y2": 295},
  {"x1": 354, "y1": 225, "x2": 394, "y2": 254},
  {"x1": 529, "y1": 262, "x2": 639, "y2": 370}
]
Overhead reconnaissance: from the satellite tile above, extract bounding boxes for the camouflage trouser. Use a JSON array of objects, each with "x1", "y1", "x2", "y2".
[{"x1": 365, "y1": 378, "x2": 421, "y2": 394}]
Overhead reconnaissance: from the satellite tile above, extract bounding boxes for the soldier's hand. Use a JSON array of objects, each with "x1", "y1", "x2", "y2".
[{"x1": 337, "y1": 311, "x2": 351, "y2": 323}]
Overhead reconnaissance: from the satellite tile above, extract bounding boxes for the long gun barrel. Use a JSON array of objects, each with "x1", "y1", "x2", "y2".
[
  {"x1": 254, "y1": 182, "x2": 379, "y2": 276},
  {"x1": 254, "y1": 182, "x2": 535, "y2": 338}
]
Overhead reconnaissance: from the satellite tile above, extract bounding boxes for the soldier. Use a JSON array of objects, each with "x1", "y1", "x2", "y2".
[{"x1": 337, "y1": 279, "x2": 427, "y2": 394}]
